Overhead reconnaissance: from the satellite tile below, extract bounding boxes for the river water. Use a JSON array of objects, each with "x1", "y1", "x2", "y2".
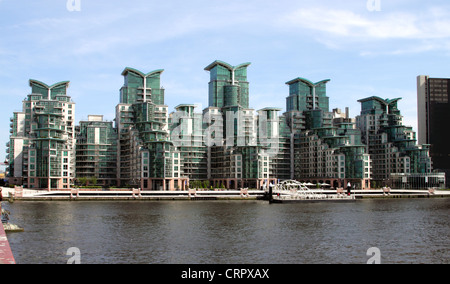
[{"x1": 3, "y1": 199, "x2": 449, "y2": 264}]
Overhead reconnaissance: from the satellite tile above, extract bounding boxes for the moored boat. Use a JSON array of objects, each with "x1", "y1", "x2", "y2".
[{"x1": 266, "y1": 180, "x2": 356, "y2": 204}]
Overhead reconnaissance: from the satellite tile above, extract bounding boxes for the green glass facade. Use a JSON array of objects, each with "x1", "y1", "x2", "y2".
[
  {"x1": 205, "y1": 61, "x2": 251, "y2": 109},
  {"x1": 120, "y1": 68, "x2": 165, "y2": 105},
  {"x1": 202, "y1": 61, "x2": 280, "y2": 189},
  {"x1": 116, "y1": 67, "x2": 185, "y2": 190},
  {"x1": 6, "y1": 62, "x2": 442, "y2": 190},
  {"x1": 286, "y1": 78, "x2": 330, "y2": 112},
  {"x1": 285, "y1": 76, "x2": 371, "y2": 188},
  {"x1": 75, "y1": 115, "x2": 118, "y2": 186},
  {"x1": 7, "y1": 80, "x2": 75, "y2": 189},
  {"x1": 169, "y1": 105, "x2": 208, "y2": 182},
  {"x1": 356, "y1": 96, "x2": 437, "y2": 188}
]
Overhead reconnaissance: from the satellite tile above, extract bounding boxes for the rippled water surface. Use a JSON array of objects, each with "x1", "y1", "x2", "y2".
[{"x1": 4, "y1": 199, "x2": 449, "y2": 264}]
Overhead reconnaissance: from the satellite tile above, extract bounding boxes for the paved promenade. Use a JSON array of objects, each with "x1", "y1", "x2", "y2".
[
  {"x1": 1, "y1": 187, "x2": 449, "y2": 201},
  {"x1": 0, "y1": 205, "x2": 16, "y2": 264}
]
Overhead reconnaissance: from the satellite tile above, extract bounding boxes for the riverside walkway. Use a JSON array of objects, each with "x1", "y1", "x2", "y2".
[
  {"x1": 0, "y1": 205, "x2": 15, "y2": 264},
  {"x1": 1, "y1": 186, "x2": 449, "y2": 201}
]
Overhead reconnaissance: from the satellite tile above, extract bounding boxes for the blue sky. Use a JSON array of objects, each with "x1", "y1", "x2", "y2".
[{"x1": 1, "y1": 0, "x2": 450, "y2": 165}]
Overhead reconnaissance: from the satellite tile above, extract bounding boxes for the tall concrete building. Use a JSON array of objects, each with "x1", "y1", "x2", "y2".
[
  {"x1": 6, "y1": 80, "x2": 76, "y2": 190},
  {"x1": 417, "y1": 75, "x2": 450, "y2": 187}
]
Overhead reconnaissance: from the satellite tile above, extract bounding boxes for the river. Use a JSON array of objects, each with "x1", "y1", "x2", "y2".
[{"x1": 3, "y1": 198, "x2": 449, "y2": 264}]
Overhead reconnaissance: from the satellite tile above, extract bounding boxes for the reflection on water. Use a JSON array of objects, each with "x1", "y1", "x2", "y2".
[{"x1": 4, "y1": 199, "x2": 449, "y2": 264}]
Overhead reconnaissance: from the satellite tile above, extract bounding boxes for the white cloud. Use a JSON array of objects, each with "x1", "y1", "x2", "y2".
[{"x1": 279, "y1": 5, "x2": 450, "y2": 54}]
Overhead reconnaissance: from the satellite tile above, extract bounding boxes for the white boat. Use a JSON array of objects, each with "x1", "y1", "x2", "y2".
[{"x1": 267, "y1": 180, "x2": 356, "y2": 203}]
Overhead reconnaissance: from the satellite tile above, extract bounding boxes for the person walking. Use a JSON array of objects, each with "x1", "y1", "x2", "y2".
[{"x1": 347, "y1": 182, "x2": 351, "y2": 196}]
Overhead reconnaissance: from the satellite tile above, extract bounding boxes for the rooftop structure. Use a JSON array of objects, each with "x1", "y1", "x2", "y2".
[{"x1": 205, "y1": 60, "x2": 251, "y2": 109}]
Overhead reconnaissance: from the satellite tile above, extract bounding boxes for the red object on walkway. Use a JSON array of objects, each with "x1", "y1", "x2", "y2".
[{"x1": 0, "y1": 212, "x2": 16, "y2": 264}]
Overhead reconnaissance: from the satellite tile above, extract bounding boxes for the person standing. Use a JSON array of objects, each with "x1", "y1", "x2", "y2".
[
  {"x1": 0, "y1": 188, "x2": 3, "y2": 216},
  {"x1": 347, "y1": 182, "x2": 351, "y2": 196}
]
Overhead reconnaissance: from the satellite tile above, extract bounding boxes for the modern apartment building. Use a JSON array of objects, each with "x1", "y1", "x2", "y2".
[
  {"x1": 417, "y1": 75, "x2": 450, "y2": 187},
  {"x1": 6, "y1": 80, "x2": 76, "y2": 189},
  {"x1": 356, "y1": 96, "x2": 444, "y2": 188},
  {"x1": 257, "y1": 108, "x2": 291, "y2": 182},
  {"x1": 6, "y1": 64, "x2": 445, "y2": 190},
  {"x1": 116, "y1": 67, "x2": 186, "y2": 190},
  {"x1": 75, "y1": 115, "x2": 118, "y2": 187},
  {"x1": 284, "y1": 78, "x2": 371, "y2": 188},
  {"x1": 169, "y1": 104, "x2": 208, "y2": 182},
  {"x1": 202, "y1": 60, "x2": 277, "y2": 189}
]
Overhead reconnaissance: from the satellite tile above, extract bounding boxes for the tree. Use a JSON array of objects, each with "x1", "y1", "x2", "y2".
[
  {"x1": 79, "y1": 177, "x2": 88, "y2": 186},
  {"x1": 89, "y1": 176, "x2": 97, "y2": 186}
]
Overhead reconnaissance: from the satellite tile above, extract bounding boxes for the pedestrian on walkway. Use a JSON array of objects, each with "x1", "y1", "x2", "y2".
[
  {"x1": 347, "y1": 182, "x2": 351, "y2": 196},
  {"x1": 0, "y1": 188, "x2": 3, "y2": 215}
]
